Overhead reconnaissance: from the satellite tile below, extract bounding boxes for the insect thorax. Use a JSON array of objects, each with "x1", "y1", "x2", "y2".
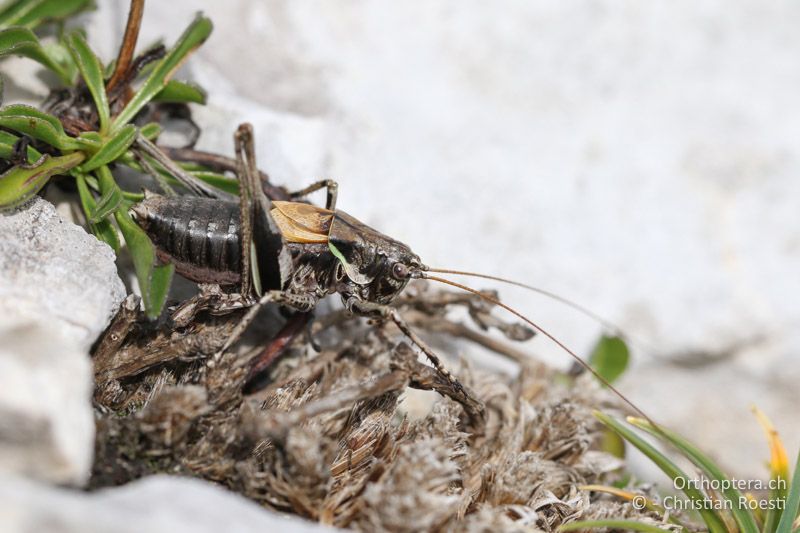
[{"x1": 284, "y1": 242, "x2": 343, "y2": 299}]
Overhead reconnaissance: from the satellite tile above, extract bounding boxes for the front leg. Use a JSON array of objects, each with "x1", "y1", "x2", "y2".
[
  {"x1": 215, "y1": 290, "x2": 318, "y2": 358},
  {"x1": 347, "y1": 298, "x2": 468, "y2": 399}
]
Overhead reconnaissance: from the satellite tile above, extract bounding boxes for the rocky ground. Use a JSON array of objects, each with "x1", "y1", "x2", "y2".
[
  {"x1": 2, "y1": 1, "x2": 797, "y2": 531},
  {"x1": 0, "y1": 198, "x2": 664, "y2": 531},
  {"x1": 81, "y1": 0, "x2": 800, "y2": 477}
]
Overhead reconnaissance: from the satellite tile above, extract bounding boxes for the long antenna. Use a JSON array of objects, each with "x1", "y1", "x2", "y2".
[
  {"x1": 426, "y1": 267, "x2": 660, "y2": 355},
  {"x1": 422, "y1": 273, "x2": 657, "y2": 426}
]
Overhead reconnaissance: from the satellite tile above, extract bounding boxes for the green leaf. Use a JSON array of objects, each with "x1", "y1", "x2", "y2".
[
  {"x1": 152, "y1": 79, "x2": 206, "y2": 104},
  {"x1": 558, "y1": 519, "x2": 670, "y2": 532},
  {"x1": 80, "y1": 124, "x2": 137, "y2": 172},
  {"x1": 147, "y1": 264, "x2": 174, "y2": 319},
  {"x1": 116, "y1": 206, "x2": 174, "y2": 319},
  {"x1": 0, "y1": 27, "x2": 70, "y2": 83},
  {"x1": 192, "y1": 170, "x2": 239, "y2": 195},
  {"x1": 66, "y1": 31, "x2": 109, "y2": 133},
  {"x1": 595, "y1": 412, "x2": 729, "y2": 533},
  {"x1": 777, "y1": 449, "x2": 800, "y2": 533},
  {"x1": 0, "y1": 0, "x2": 42, "y2": 28},
  {"x1": 88, "y1": 181, "x2": 122, "y2": 223},
  {"x1": 0, "y1": 129, "x2": 42, "y2": 162},
  {"x1": 0, "y1": 151, "x2": 84, "y2": 210},
  {"x1": 0, "y1": 104, "x2": 79, "y2": 150},
  {"x1": 139, "y1": 122, "x2": 162, "y2": 140},
  {"x1": 630, "y1": 417, "x2": 760, "y2": 533},
  {"x1": 42, "y1": 40, "x2": 78, "y2": 83},
  {"x1": 76, "y1": 130, "x2": 102, "y2": 150},
  {"x1": 589, "y1": 334, "x2": 629, "y2": 384},
  {"x1": 75, "y1": 172, "x2": 119, "y2": 251},
  {"x1": 98, "y1": 165, "x2": 172, "y2": 318},
  {"x1": 113, "y1": 14, "x2": 212, "y2": 128},
  {"x1": 13, "y1": 0, "x2": 94, "y2": 29},
  {"x1": 600, "y1": 427, "x2": 626, "y2": 458}
]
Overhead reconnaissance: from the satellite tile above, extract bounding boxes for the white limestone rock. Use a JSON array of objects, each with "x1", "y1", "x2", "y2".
[
  {"x1": 0, "y1": 322, "x2": 94, "y2": 485},
  {"x1": 0, "y1": 474, "x2": 333, "y2": 533},
  {"x1": 0, "y1": 198, "x2": 126, "y2": 351},
  {"x1": 0, "y1": 198, "x2": 125, "y2": 485}
]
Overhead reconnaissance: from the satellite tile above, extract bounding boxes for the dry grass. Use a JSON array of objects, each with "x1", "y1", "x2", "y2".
[{"x1": 90, "y1": 282, "x2": 664, "y2": 532}]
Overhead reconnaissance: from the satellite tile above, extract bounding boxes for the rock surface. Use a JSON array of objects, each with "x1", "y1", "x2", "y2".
[
  {"x1": 0, "y1": 474, "x2": 333, "y2": 533},
  {"x1": 0, "y1": 323, "x2": 94, "y2": 486},
  {"x1": 0, "y1": 198, "x2": 124, "y2": 485},
  {"x1": 0, "y1": 198, "x2": 126, "y2": 351}
]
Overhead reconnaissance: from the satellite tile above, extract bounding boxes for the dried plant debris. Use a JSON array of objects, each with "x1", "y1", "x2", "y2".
[{"x1": 91, "y1": 282, "x2": 664, "y2": 532}]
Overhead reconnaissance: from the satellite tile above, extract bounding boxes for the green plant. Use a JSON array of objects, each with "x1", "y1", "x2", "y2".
[
  {"x1": 0, "y1": 0, "x2": 233, "y2": 317},
  {"x1": 562, "y1": 409, "x2": 800, "y2": 532}
]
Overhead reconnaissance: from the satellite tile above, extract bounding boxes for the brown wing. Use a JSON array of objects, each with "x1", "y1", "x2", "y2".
[{"x1": 270, "y1": 201, "x2": 334, "y2": 244}]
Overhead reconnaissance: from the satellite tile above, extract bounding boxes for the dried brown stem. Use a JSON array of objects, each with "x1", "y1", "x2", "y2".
[
  {"x1": 106, "y1": 0, "x2": 145, "y2": 94},
  {"x1": 250, "y1": 370, "x2": 408, "y2": 443},
  {"x1": 136, "y1": 135, "x2": 235, "y2": 199},
  {"x1": 404, "y1": 312, "x2": 529, "y2": 363},
  {"x1": 93, "y1": 315, "x2": 238, "y2": 384},
  {"x1": 92, "y1": 294, "x2": 140, "y2": 361},
  {"x1": 256, "y1": 349, "x2": 340, "y2": 399}
]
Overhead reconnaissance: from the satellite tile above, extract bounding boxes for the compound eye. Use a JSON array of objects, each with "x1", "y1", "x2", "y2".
[{"x1": 391, "y1": 262, "x2": 410, "y2": 280}]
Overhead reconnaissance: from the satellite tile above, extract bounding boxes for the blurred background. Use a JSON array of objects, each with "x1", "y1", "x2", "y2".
[{"x1": 33, "y1": 1, "x2": 797, "y2": 479}]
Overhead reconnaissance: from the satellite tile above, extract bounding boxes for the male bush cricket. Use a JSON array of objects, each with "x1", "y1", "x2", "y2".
[{"x1": 131, "y1": 123, "x2": 648, "y2": 418}]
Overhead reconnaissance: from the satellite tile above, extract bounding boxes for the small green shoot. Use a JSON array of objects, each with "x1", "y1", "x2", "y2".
[{"x1": 0, "y1": 2, "x2": 219, "y2": 318}]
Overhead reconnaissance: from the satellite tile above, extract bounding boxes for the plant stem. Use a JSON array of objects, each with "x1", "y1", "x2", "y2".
[
  {"x1": 160, "y1": 145, "x2": 290, "y2": 201},
  {"x1": 106, "y1": 0, "x2": 145, "y2": 94}
]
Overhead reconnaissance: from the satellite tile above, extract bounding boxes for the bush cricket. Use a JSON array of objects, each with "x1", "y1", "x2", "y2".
[{"x1": 131, "y1": 123, "x2": 650, "y2": 421}]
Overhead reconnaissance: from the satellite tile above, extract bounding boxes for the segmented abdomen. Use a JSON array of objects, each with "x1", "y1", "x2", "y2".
[{"x1": 131, "y1": 195, "x2": 242, "y2": 285}]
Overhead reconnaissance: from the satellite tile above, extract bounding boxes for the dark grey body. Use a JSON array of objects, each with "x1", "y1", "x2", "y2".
[
  {"x1": 130, "y1": 193, "x2": 422, "y2": 307},
  {"x1": 131, "y1": 195, "x2": 242, "y2": 285}
]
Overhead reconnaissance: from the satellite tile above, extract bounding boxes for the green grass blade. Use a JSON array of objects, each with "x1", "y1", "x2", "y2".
[
  {"x1": 191, "y1": 171, "x2": 239, "y2": 195},
  {"x1": 558, "y1": 519, "x2": 671, "y2": 532},
  {"x1": 595, "y1": 412, "x2": 729, "y2": 533},
  {"x1": 589, "y1": 334, "x2": 630, "y2": 384},
  {"x1": 147, "y1": 263, "x2": 174, "y2": 319},
  {"x1": 152, "y1": 79, "x2": 206, "y2": 104},
  {"x1": 0, "y1": 27, "x2": 70, "y2": 83},
  {"x1": 0, "y1": 0, "x2": 44, "y2": 27},
  {"x1": 112, "y1": 14, "x2": 212, "y2": 129},
  {"x1": 81, "y1": 124, "x2": 137, "y2": 172},
  {"x1": 99, "y1": 165, "x2": 172, "y2": 317},
  {"x1": 0, "y1": 151, "x2": 84, "y2": 210},
  {"x1": 14, "y1": 0, "x2": 93, "y2": 29},
  {"x1": 75, "y1": 172, "x2": 119, "y2": 251},
  {"x1": 66, "y1": 30, "x2": 109, "y2": 133},
  {"x1": 630, "y1": 417, "x2": 760, "y2": 533},
  {"x1": 88, "y1": 181, "x2": 122, "y2": 224},
  {"x1": 777, "y1": 450, "x2": 800, "y2": 533},
  {"x1": 0, "y1": 104, "x2": 80, "y2": 150}
]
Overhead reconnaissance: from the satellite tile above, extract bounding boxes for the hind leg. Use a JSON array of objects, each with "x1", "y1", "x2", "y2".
[
  {"x1": 214, "y1": 290, "x2": 318, "y2": 359},
  {"x1": 289, "y1": 179, "x2": 338, "y2": 210}
]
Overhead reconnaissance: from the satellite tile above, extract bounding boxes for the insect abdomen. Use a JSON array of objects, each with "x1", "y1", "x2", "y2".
[{"x1": 130, "y1": 195, "x2": 242, "y2": 285}]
